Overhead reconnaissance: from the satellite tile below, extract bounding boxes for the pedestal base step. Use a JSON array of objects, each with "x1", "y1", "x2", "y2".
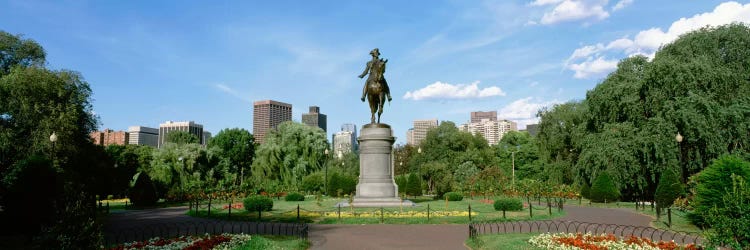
[{"x1": 343, "y1": 197, "x2": 416, "y2": 207}]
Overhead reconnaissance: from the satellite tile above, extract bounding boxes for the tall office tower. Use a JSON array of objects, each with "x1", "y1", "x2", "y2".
[
  {"x1": 158, "y1": 121, "x2": 204, "y2": 148},
  {"x1": 406, "y1": 128, "x2": 414, "y2": 146},
  {"x1": 90, "y1": 129, "x2": 129, "y2": 146},
  {"x1": 333, "y1": 131, "x2": 356, "y2": 158},
  {"x1": 470, "y1": 111, "x2": 497, "y2": 123},
  {"x1": 340, "y1": 123, "x2": 358, "y2": 150},
  {"x1": 526, "y1": 124, "x2": 539, "y2": 137},
  {"x1": 459, "y1": 119, "x2": 519, "y2": 145},
  {"x1": 127, "y1": 126, "x2": 158, "y2": 147},
  {"x1": 202, "y1": 131, "x2": 212, "y2": 146},
  {"x1": 253, "y1": 100, "x2": 292, "y2": 144},
  {"x1": 302, "y1": 106, "x2": 327, "y2": 133},
  {"x1": 411, "y1": 119, "x2": 438, "y2": 146}
]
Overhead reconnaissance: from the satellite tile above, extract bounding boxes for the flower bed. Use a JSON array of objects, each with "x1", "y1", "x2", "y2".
[
  {"x1": 528, "y1": 233, "x2": 700, "y2": 250},
  {"x1": 291, "y1": 210, "x2": 476, "y2": 218},
  {"x1": 109, "y1": 233, "x2": 251, "y2": 250}
]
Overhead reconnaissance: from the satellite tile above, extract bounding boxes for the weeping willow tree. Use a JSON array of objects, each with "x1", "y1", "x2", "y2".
[
  {"x1": 537, "y1": 23, "x2": 750, "y2": 201},
  {"x1": 252, "y1": 121, "x2": 329, "y2": 190}
]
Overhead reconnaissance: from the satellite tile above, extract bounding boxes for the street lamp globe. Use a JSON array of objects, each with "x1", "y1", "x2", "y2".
[
  {"x1": 417, "y1": 147, "x2": 422, "y2": 154},
  {"x1": 675, "y1": 132, "x2": 683, "y2": 143},
  {"x1": 324, "y1": 148, "x2": 329, "y2": 155},
  {"x1": 49, "y1": 132, "x2": 58, "y2": 143}
]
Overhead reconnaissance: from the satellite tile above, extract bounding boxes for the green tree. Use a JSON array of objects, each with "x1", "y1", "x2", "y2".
[
  {"x1": 0, "y1": 31, "x2": 101, "y2": 247},
  {"x1": 209, "y1": 128, "x2": 254, "y2": 186},
  {"x1": 165, "y1": 130, "x2": 199, "y2": 144},
  {"x1": 406, "y1": 173, "x2": 422, "y2": 197},
  {"x1": 580, "y1": 182, "x2": 590, "y2": 199},
  {"x1": 252, "y1": 121, "x2": 328, "y2": 190},
  {"x1": 0, "y1": 31, "x2": 45, "y2": 75},
  {"x1": 128, "y1": 172, "x2": 158, "y2": 206},
  {"x1": 589, "y1": 172, "x2": 620, "y2": 203},
  {"x1": 494, "y1": 197, "x2": 523, "y2": 219},
  {"x1": 692, "y1": 155, "x2": 750, "y2": 226},
  {"x1": 301, "y1": 172, "x2": 325, "y2": 193},
  {"x1": 654, "y1": 169, "x2": 682, "y2": 219}
]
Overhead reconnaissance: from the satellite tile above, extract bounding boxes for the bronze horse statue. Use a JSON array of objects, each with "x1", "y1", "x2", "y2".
[{"x1": 359, "y1": 48, "x2": 392, "y2": 124}]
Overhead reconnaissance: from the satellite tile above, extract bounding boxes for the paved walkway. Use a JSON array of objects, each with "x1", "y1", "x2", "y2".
[{"x1": 104, "y1": 205, "x2": 655, "y2": 249}]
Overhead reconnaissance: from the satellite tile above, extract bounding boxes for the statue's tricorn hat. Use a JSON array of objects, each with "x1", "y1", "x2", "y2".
[{"x1": 370, "y1": 48, "x2": 380, "y2": 56}]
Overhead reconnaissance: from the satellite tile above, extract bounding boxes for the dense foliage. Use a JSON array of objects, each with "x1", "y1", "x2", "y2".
[
  {"x1": 589, "y1": 172, "x2": 620, "y2": 203},
  {"x1": 128, "y1": 172, "x2": 159, "y2": 206},
  {"x1": 535, "y1": 24, "x2": 750, "y2": 202},
  {"x1": 165, "y1": 131, "x2": 199, "y2": 145},
  {"x1": 406, "y1": 173, "x2": 422, "y2": 197},
  {"x1": 252, "y1": 122, "x2": 328, "y2": 190},
  {"x1": 692, "y1": 155, "x2": 750, "y2": 225},
  {"x1": 704, "y1": 174, "x2": 750, "y2": 249},
  {"x1": 285, "y1": 192, "x2": 305, "y2": 201},
  {"x1": 209, "y1": 128, "x2": 254, "y2": 187},
  {"x1": 444, "y1": 192, "x2": 463, "y2": 201},
  {"x1": 654, "y1": 169, "x2": 682, "y2": 217},
  {"x1": 493, "y1": 197, "x2": 523, "y2": 218},
  {"x1": 243, "y1": 196, "x2": 273, "y2": 212},
  {"x1": 0, "y1": 30, "x2": 102, "y2": 247}
]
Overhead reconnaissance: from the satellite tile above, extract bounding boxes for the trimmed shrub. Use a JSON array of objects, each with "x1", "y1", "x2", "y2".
[
  {"x1": 128, "y1": 172, "x2": 158, "y2": 207},
  {"x1": 445, "y1": 192, "x2": 463, "y2": 201},
  {"x1": 243, "y1": 195, "x2": 273, "y2": 212},
  {"x1": 494, "y1": 198, "x2": 523, "y2": 218},
  {"x1": 327, "y1": 172, "x2": 357, "y2": 197},
  {"x1": 589, "y1": 172, "x2": 620, "y2": 203},
  {"x1": 406, "y1": 173, "x2": 422, "y2": 197},
  {"x1": 692, "y1": 155, "x2": 750, "y2": 226},
  {"x1": 395, "y1": 175, "x2": 407, "y2": 194},
  {"x1": 654, "y1": 169, "x2": 682, "y2": 217},
  {"x1": 285, "y1": 192, "x2": 305, "y2": 201},
  {"x1": 301, "y1": 172, "x2": 324, "y2": 193}
]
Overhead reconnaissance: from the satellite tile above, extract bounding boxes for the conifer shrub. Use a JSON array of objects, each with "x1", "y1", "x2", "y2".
[
  {"x1": 654, "y1": 169, "x2": 682, "y2": 216},
  {"x1": 406, "y1": 173, "x2": 422, "y2": 197},
  {"x1": 128, "y1": 172, "x2": 159, "y2": 207},
  {"x1": 589, "y1": 172, "x2": 620, "y2": 203}
]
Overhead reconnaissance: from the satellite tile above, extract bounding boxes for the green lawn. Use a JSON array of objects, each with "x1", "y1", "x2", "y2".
[
  {"x1": 97, "y1": 198, "x2": 190, "y2": 212},
  {"x1": 466, "y1": 233, "x2": 542, "y2": 250},
  {"x1": 234, "y1": 235, "x2": 308, "y2": 250},
  {"x1": 188, "y1": 196, "x2": 566, "y2": 224}
]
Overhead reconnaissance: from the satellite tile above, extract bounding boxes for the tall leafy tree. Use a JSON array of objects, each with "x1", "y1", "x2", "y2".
[
  {"x1": 0, "y1": 31, "x2": 101, "y2": 247},
  {"x1": 251, "y1": 121, "x2": 328, "y2": 190},
  {"x1": 209, "y1": 128, "x2": 254, "y2": 186}
]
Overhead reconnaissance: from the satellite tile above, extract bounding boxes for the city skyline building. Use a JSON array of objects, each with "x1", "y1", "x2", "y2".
[
  {"x1": 253, "y1": 100, "x2": 292, "y2": 144},
  {"x1": 459, "y1": 119, "x2": 518, "y2": 145},
  {"x1": 127, "y1": 126, "x2": 158, "y2": 147},
  {"x1": 409, "y1": 119, "x2": 438, "y2": 146},
  {"x1": 406, "y1": 128, "x2": 414, "y2": 146},
  {"x1": 302, "y1": 106, "x2": 327, "y2": 133},
  {"x1": 90, "y1": 129, "x2": 129, "y2": 146},
  {"x1": 470, "y1": 111, "x2": 497, "y2": 123},
  {"x1": 202, "y1": 131, "x2": 212, "y2": 146},
  {"x1": 158, "y1": 121, "x2": 204, "y2": 148}
]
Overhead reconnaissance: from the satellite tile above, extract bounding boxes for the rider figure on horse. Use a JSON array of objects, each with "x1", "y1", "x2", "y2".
[{"x1": 359, "y1": 48, "x2": 392, "y2": 102}]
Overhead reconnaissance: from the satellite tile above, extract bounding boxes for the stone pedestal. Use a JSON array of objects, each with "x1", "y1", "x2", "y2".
[{"x1": 351, "y1": 123, "x2": 405, "y2": 207}]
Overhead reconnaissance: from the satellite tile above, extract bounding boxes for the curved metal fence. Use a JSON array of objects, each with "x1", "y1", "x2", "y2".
[
  {"x1": 104, "y1": 221, "x2": 308, "y2": 246},
  {"x1": 469, "y1": 220, "x2": 703, "y2": 245}
]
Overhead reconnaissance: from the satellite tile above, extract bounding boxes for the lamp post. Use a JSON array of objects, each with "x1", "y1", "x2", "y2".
[
  {"x1": 49, "y1": 132, "x2": 57, "y2": 166},
  {"x1": 505, "y1": 145, "x2": 520, "y2": 190},
  {"x1": 676, "y1": 132, "x2": 684, "y2": 181},
  {"x1": 324, "y1": 148, "x2": 329, "y2": 196}
]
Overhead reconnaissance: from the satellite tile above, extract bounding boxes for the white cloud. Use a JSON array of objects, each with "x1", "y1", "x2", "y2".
[
  {"x1": 531, "y1": 0, "x2": 611, "y2": 25},
  {"x1": 498, "y1": 97, "x2": 561, "y2": 128},
  {"x1": 565, "y1": 1, "x2": 750, "y2": 78},
  {"x1": 611, "y1": 0, "x2": 633, "y2": 11},
  {"x1": 568, "y1": 57, "x2": 618, "y2": 79},
  {"x1": 214, "y1": 83, "x2": 252, "y2": 103},
  {"x1": 403, "y1": 81, "x2": 506, "y2": 101}
]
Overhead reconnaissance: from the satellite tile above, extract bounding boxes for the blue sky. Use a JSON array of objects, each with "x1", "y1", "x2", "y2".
[{"x1": 2, "y1": 0, "x2": 749, "y2": 144}]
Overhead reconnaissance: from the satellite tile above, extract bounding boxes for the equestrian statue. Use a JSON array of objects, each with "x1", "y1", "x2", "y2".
[{"x1": 359, "y1": 48, "x2": 392, "y2": 124}]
